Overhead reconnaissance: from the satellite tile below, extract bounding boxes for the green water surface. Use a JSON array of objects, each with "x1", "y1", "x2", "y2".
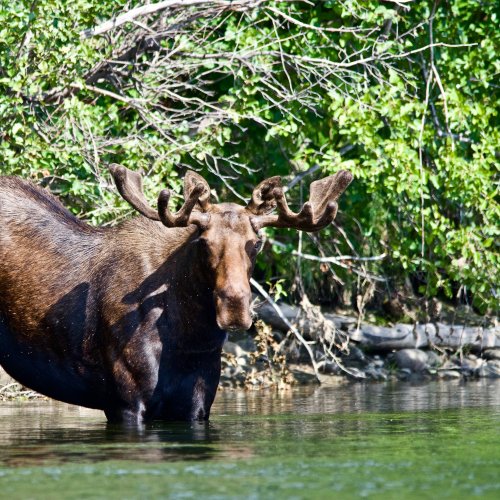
[{"x1": 1, "y1": 380, "x2": 500, "y2": 499}]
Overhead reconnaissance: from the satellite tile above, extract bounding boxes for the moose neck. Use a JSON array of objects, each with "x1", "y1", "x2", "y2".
[
  {"x1": 162, "y1": 227, "x2": 226, "y2": 345},
  {"x1": 110, "y1": 218, "x2": 225, "y2": 345}
]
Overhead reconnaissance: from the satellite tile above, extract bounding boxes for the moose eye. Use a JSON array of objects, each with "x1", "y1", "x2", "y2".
[{"x1": 254, "y1": 241, "x2": 262, "y2": 252}]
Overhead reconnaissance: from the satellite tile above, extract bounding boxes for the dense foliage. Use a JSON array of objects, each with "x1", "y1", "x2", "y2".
[{"x1": 1, "y1": 0, "x2": 499, "y2": 313}]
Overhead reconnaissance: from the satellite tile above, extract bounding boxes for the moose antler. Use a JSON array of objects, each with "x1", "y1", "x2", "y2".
[
  {"x1": 109, "y1": 163, "x2": 161, "y2": 221},
  {"x1": 109, "y1": 164, "x2": 210, "y2": 229},
  {"x1": 249, "y1": 169, "x2": 353, "y2": 232},
  {"x1": 157, "y1": 185, "x2": 209, "y2": 229}
]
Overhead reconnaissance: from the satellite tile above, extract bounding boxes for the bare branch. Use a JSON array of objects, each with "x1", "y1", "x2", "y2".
[
  {"x1": 81, "y1": 0, "x2": 263, "y2": 38},
  {"x1": 268, "y1": 238, "x2": 386, "y2": 282},
  {"x1": 250, "y1": 278, "x2": 321, "y2": 382}
]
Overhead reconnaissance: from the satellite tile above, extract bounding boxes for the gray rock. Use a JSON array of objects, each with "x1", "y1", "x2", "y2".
[
  {"x1": 289, "y1": 367, "x2": 319, "y2": 385},
  {"x1": 252, "y1": 361, "x2": 265, "y2": 372},
  {"x1": 223, "y1": 341, "x2": 243, "y2": 357},
  {"x1": 314, "y1": 351, "x2": 326, "y2": 363},
  {"x1": 476, "y1": 360, "x2": 500, "y2": 378},
  {"x1": 236, "y1": 339, "x2": 257, "y2": 353},
  {"x1": 219, "y1": 375, "x2": 236, "y2": 388},
  {"x1": 425, "y1": 350, "x2": 442, "y2": 367},
  {"x1": 440, "y1": 360, "x2": 458, "y2": 370},
  {"x1": 317, "y1": 360, "x2": 339, "y2": 375},
  {"x1": 272, "y1": 330, "x2": 284, "y2": 343},
  {"x1": 317, "y1": 374, "x2": 344, "y2": 385},
  {"x1": 473, "y1": 358, "x2": 486, "y2": 372},
  {"x1": 438, "y1": 370, "x2": 462, "y2": 379},
  {"x1": 483, "y1": 349, "x2": 500, "y2": 361},
  {"x1": 395, "y1": 370, "x2": 410, "y2": 380},
  {"x1": 236, "y1": 355, "x2": 251, "y2": 366},
  {"x1": 364, "y1": 366, "x2": 387, "y2": 380},
  {"x1": 461, "y1": 358, "x2": 479, "y2": 371},
  {"x1": 460, "y1": 361, "x2": 472, "y2": 375},
  {"x1": 343, "y1": 361, "x2": 369, "y2": 373},
  {"x1": 343, "y1": 367, "x2": 366, "y2": 379},
  {"x1": 393, "y1": 349, "x2": 428, "y2": 372},
  {"x1": 223, "y1": 365, "x2": 244, "y2": 377},
  {"x1": 277, "y1": 338, "x2": 300, "y2": 362},
  {"x1": 343, "y1": 345, "x2": 365, "y2": 362}
]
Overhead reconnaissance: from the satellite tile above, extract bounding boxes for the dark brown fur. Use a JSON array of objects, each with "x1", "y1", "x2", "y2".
[
  {"x1": 0, "y1": 167, "x2": 351, "y2": 423},
  {"x1": 0, "y1": 176, "x2": 259, "y2": 422}
]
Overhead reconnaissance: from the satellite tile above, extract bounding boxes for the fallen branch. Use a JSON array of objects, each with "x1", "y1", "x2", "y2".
[{"x1": 250, "y1": 278, "x2": 321, "y2": 382}]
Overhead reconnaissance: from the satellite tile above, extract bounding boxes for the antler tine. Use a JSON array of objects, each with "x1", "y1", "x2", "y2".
[
  {"x1": 158, "y1": 183, "x2": 210, "y2": 229},
  {"x1": 109, "y1": 163, "x2": 161, "y2": 221},
  {"x1": 250, "y1": 169, "x2": 352, "y2": 232},
  {"x1": 271, "y1": 187, "x2": 337, "y2": 231}
]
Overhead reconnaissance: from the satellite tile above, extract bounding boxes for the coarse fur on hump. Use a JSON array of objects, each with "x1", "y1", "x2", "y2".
[{"x1": 0, "y1": 175, "x2": 102, "y2": 235}]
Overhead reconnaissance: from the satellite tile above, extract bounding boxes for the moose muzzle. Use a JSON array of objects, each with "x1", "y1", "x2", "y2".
[{"x1": 214, "y1": 285, "x2": 252, "y2": 331}]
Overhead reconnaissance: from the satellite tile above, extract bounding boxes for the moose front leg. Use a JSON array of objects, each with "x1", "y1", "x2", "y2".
[
  {"x1": 189, "y1": 374, "x2": 216, "y2": 421},
  {"x1": 102, "y1": 335, "x2": 162, "y2": 424},
  {"x1": 104, "y1": 400, "x2": 149, "y2": 424},
  {"x1": 103, "y1": 361, "x2": 158, "y2": 424}
]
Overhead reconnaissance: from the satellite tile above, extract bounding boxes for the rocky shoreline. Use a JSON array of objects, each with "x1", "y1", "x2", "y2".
[
  {"x1": 220, "y1": 339, "x2": 500, "y2": 390},
  {"x1": 219, "y1": 296, "x2": 500, "y2": 390}
]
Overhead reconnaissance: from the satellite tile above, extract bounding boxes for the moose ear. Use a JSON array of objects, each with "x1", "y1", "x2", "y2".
[
  {"x1": 246, "y1": 176, "x2": 282, "y2": 215},
  {"x1": 183, "y1": 171, "x2": 212, "y2": 212}
]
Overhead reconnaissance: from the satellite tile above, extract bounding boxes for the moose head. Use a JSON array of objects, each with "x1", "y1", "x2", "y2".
[{"x1": 109, "y1": 164, "x2": 353, "y2": 332}]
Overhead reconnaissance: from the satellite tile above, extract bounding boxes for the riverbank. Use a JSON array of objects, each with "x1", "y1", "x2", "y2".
[
  {"x1": 220, "y1": 340, "x2": 500, "y2": 390},
  {"x1": 219, "y1": 296, "x2": 500, "y2": 390}
]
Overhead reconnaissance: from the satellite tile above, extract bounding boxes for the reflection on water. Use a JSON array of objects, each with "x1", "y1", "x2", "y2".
[
  {"x1": 213, "y1": 378, "x2": 500, "y2": 416},
  {"x1": 0, "y1": 380, "x2": 500, "y2": 499}
]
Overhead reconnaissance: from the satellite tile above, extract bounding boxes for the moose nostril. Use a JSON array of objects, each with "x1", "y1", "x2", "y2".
[{"x1": 214, "y1": 287, "x2": 252, "y2": 331}]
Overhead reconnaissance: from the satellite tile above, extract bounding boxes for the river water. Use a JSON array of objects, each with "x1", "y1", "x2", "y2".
[{"x1": 1, "y1": 379, "x2": 500, "y2": 499}]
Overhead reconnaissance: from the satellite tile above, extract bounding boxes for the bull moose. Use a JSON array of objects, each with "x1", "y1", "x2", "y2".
[{"x1": 0, "y1": 166, "x2": 352, "y2": 423}]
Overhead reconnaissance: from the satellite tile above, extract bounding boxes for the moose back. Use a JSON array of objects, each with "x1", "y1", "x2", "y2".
[{"x1": 0, "y1": 166, "x2": 352, "y2": 423}]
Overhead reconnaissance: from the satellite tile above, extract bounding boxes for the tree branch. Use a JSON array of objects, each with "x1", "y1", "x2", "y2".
[
  {"x1": 268, "y1": 239, "x2": 386, "y2": 281},
  {"x1": 81, "y1": 0, "x2": 265, "y2": 38},
  {"x1": 250, "y1": 278, "x2": 321, "y2": 382}
]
